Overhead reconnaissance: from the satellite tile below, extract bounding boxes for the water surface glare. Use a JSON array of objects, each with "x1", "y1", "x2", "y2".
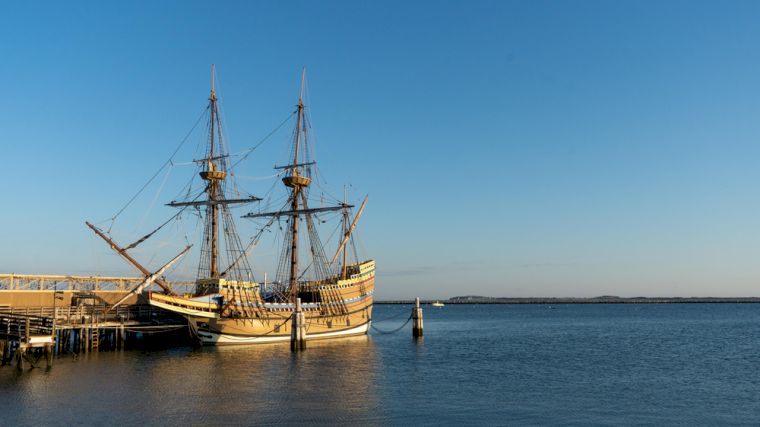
[{"x1": 1, "y1": 304, "x2": 759, "y2": 425}]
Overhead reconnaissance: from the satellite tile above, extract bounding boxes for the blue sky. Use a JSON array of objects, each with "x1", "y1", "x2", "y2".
[{"x1": 3, "y1": 1, "x2": 760, "y2": 298}]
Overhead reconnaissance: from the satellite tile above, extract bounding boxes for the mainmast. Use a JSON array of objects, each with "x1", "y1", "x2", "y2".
[
  {"x1": 200, "y1": 64, "x2": 225, "y2": 278},
  {"x1": 241, "y1": 69, "x2": 364, "y2": 300},
  {"x1": 342, "y1": 187, "x2": 348, "y2": 280},
  {"x1": 282, "y1": 69, "x2": 311, "y2": 301}
]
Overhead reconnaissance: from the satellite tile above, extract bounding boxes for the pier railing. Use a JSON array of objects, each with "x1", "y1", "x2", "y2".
[
  {"x1": 0, "y1": 274, "x2": 195, "y2": 293},
  {"x1": 0, "y1": 313, "x2": 54, "y2": 341}
]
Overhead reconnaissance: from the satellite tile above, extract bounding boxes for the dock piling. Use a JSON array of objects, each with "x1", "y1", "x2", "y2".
[
  {"x1": 44, "y1": 344, "x2": 52, "y2": 368},
  {"x1": 15, "y1": 347, "x2": 24, "y2": 371},
  {"x1": 412, "y1": 297, "x2": 424, "y2": 338},
  {"x1": 291, "y1": 298, "x2": 306, "y2": 352}
]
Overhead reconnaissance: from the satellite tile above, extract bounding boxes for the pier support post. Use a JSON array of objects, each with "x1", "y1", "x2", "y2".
[
  {"x1": 291, "y1": 298, "x2": 306, "y2": 352},
  {"x1": 15, "y1": 347, "x2": 24, "y2": 371},
  {"x1": 45, "y1": 344, "x2": 52, "y2": 368},
  {"x1": 412, "y1": 297, "x2": 424, "y2": 338}
]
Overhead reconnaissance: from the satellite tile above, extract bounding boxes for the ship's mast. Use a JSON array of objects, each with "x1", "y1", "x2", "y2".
[
  {"x1": 200, "y1": 64, "x2": 225, "y2": 278},
  {"x1": 242, "y1": 69, "x2": 361, "y2": 299},
  {"x1": 342, "y1": 186, "x2": 348, "y2": 280},
  {"x1": 283, "y1": 69, "x2": 310, "y2": 301},
  {"x1": 91, "y1": 65, "x2": 259, "y2": 293}
]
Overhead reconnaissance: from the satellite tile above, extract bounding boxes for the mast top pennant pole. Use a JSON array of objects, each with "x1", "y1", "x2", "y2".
[
  {"x1": 211, "y1": 64, "x2": 215, "y2": 98},
  {"x1": 294, "y1": 69, "x2": 304, "y2": 173}
]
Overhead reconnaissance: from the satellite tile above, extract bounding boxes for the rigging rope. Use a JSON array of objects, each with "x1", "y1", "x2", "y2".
[
  {"x1": 235, "y1": 172, "x2": 285, "y2": 181},
  {"x1": 123, "y1": 325, "x2": 187, "y2": 334},
  {"x1": 222, "y1": 213, "x2": 279, "y2": 278},
  {"x1": 228, "y1": 111, "x2": 296, "y2": 173},
  {"x1": 123, "y1": 190, "x2": 205, "y2": 250},
  {"x1": 108, "y1": 106, "x2": 209, "y2": 229},
  {"x1": 372, "y1": 309, "x2": 411, "y2": 323},
  {"x1": 370, "y1": 313, "x2": 414, "y2": 334}
]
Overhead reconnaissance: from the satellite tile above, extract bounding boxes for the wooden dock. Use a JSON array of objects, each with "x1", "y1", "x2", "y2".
[
  {"x1": 0, "y1": 304, "x2": 188, "y2": 370},
  {"x1": 0, "y1": 275, "x2": 194, "y2": 370}
]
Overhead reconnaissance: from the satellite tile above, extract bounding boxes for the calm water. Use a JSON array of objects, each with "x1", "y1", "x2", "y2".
[{"x1": 1, "y1": 304, "x2": 760, "y2": 425}]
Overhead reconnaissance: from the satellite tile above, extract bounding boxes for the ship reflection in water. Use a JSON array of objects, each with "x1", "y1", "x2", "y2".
[
  {"x1": 146, "y1": 337, "x2": 379, "y2": 424},
  {"x1": 2, "y1": 336, "x2": 379, "y2": 425}
]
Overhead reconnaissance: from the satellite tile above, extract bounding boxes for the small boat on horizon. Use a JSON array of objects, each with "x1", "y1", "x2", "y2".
[{"x1": 432, "y1": 301, "x2": 445, "y2": 307}]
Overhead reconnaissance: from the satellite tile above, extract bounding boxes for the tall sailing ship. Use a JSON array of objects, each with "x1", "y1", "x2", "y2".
[{"x1": 88, "y1": 67, "x2": 374, "y2": 345}]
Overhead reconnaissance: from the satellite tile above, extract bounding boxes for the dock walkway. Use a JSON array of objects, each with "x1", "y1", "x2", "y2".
[{"x1": 0, "y1": 304, "x2": 187, "y2": 370}]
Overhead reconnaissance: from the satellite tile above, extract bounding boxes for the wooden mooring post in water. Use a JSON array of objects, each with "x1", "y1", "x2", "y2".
[
  {"x1": 291, "y1": 298, "x2": 306, "y2": 352},
  {"x1": 412, "y1": 297, "x2": 424, "y2": 338}
]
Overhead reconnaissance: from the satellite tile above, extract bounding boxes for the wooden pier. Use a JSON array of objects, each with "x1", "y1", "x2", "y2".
[
  {"x1": 0, "y1": 275, "x2": 193, "y2": 370},
  {"x1": 0, "y1": 304, "x2": 188, "y2": 370}
]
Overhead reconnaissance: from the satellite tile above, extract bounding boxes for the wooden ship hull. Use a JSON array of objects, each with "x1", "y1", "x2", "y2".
[{"x1": 148, "y1": 260, "x2": 375, "y2": 345}]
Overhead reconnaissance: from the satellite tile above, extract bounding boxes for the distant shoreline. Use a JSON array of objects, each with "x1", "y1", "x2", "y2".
[{"x1": 376, "y1": 297, "x2": 760, "y2": 304}]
